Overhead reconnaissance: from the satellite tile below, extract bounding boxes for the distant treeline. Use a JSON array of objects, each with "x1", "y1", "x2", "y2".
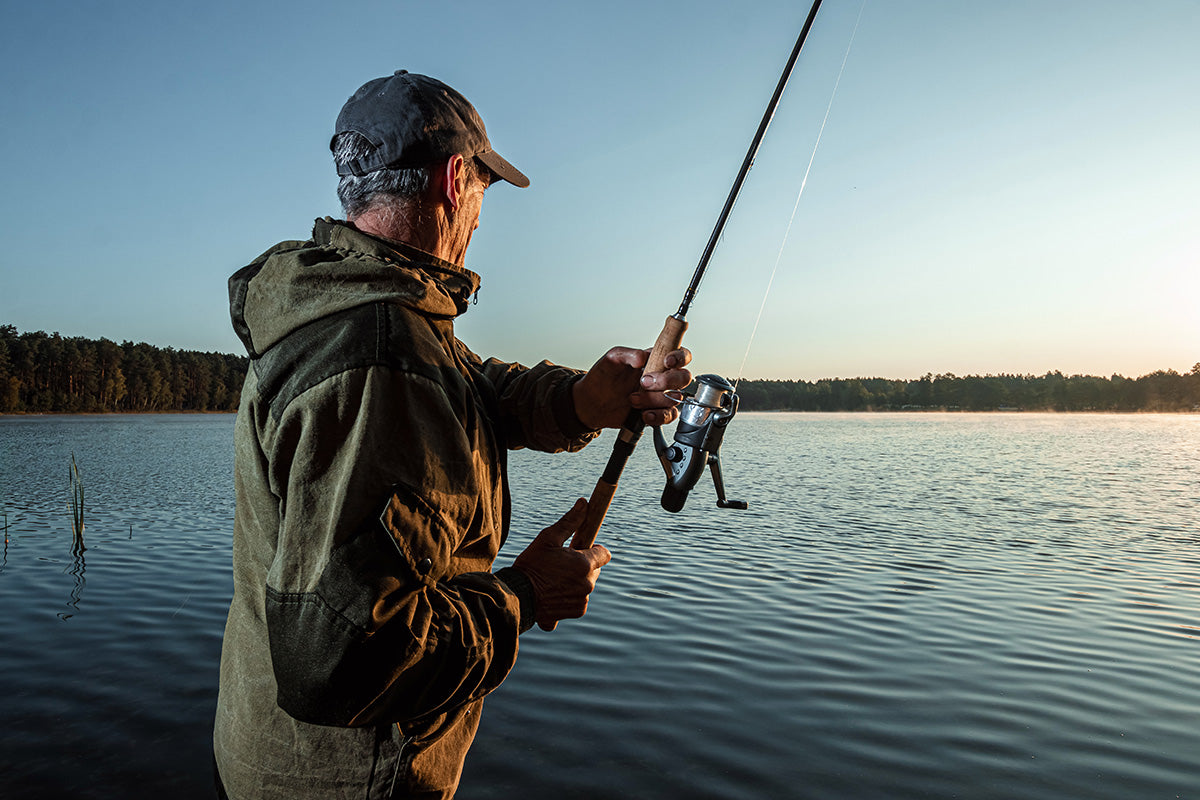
[
  {"x1": 0, "y1": 325, "x2": 247, "y2": 413},
  {"x1": 735, "y1": 368, "x2": 1200, "y2": 413},
  {"x1": 3, "y1": 324, "x2": 1197, "y2": 414}
]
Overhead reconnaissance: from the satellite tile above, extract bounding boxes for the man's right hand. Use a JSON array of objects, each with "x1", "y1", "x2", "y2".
[{"x1": 511, "y1": 498, "x2": 612, "y2": 631}]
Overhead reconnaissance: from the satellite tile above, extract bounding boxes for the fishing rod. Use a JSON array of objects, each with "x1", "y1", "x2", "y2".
[{"x1": 569, "y1": 0, "x2": 825, "y2": 552}]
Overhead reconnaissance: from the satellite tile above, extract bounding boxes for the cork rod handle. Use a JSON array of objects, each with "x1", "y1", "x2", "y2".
[{"x1": 570, "y1": 314, "x2": 687, "y2": 550}]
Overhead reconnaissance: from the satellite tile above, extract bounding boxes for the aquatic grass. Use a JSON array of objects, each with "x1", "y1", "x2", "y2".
[{"x1": 69, "y1": 453, "x2": 85, "y2": 552}]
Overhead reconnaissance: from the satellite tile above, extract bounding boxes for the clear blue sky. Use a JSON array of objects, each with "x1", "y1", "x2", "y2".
[{"x1": 2, "y1": 0, "x2": 1196, "y2": 381}]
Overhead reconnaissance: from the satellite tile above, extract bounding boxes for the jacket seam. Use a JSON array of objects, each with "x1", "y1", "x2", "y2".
[{"x1": 265, "y1": 584, "x2": 366, "y2": 637}]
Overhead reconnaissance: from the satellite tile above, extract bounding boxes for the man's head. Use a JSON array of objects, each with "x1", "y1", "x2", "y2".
[
  {"x1": 332, "y1": 70, "x2": 528, "y2": 189},
  {"x1": 330, "y1": 71, "x2": 526, "y2": 265}
]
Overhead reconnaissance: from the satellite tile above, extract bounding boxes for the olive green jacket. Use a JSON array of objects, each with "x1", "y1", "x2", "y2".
[{"x1": 214, "y1": 218, "x2": 597, "y2": 798}]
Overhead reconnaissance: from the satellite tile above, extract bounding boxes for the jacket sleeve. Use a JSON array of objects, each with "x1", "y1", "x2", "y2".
[
  {"x1": 467, "y1": 346, "x2": 600, "y2": 453},
  {"x1": 261, "y1": 364, "x2": 530, "y2": 729}
]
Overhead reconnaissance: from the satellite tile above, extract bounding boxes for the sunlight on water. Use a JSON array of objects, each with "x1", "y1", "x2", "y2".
[
  {"x1": 465, "y1": 413, "x2": 1199, "y2": 799},
  {"x1": 0, "y1": 412, "x2": 1197, "y2": 799}
]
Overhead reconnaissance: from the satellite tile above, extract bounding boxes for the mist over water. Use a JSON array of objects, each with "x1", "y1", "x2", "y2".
[{"x1": 1, "y1": 413, "x2": 1196, "y2": 799}]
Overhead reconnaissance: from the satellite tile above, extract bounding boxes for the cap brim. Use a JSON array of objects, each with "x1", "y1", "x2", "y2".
[{"x1": 477, "y1": 149, "x2": 530, "y2": 188}]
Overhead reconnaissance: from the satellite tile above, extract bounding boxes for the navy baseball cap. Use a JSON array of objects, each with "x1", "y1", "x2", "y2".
[{"x1": 332, "y1": 70, "x2": 530, "y2": 188}]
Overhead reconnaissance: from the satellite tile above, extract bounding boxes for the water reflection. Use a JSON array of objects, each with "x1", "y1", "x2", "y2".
[
  {"x1": 59, "y1": 542, "x2": 86, "y2": 621},
  {"x1": 2, "y1": 413, "x2": 1198, "y2": 800}
]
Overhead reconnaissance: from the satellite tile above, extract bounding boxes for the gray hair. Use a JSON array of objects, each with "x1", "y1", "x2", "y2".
[
  {"x1": 332, "y1": 131, "x2": 430, "y2": 218},
  {"x1": 331, "y1": 132, "x2": 490, "y2": 219}
]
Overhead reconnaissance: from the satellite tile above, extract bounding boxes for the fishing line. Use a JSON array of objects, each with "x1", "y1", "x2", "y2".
[
  {"x1": 571, "y1": 0, "x2": 844, "y2": 543},
  {"x1": 734, "y1": 0, "x2": 867, "y2": 389}
]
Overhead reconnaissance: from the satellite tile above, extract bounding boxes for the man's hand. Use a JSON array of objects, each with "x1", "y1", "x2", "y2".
[
  {"x1": 511, "y1": 499, "x2": 612, "y2": 631},
  {"x1": 573, "y1": 346, "x2": 693, "y2": 429}
]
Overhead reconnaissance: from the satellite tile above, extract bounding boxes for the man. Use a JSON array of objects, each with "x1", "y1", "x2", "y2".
[{"x1": 213, "y1": 70, "x2": 691, "y2": 799}]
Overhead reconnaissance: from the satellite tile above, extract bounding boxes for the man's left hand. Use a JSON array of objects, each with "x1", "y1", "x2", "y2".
[{"x1": 572, "y1": 346, "x2": 693, "y2": 429}]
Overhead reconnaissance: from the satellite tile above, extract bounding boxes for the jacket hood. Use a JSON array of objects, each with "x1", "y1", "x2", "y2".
[{"x1": 229, "y1": 218, "x2": 482, "y2": 358}]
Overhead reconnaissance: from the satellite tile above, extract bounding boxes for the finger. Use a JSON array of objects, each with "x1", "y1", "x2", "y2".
[
  {"x1": 600, "y1": 346, "x2": 649, "y2": 372},
  {"x1": 638, "y1": 367, "x2": 693, "y2": 392},
  {"x1": 535, "y1": 498, "x2": 588, "y2": 548},
  {"x1": 663, "y1": 348, "x2": 692, "y2": 369},
  {"x1": 641, "y1": 406, "x2": 680, "y2": 426},
  {"x1": 631, "y1": 388, "x2": 684, "y2": 410},
  {"x1": 586, "y1": 544, "x2": 613, "y2": 568}
]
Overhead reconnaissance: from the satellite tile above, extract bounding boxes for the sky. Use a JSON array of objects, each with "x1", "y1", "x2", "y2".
[{"x1": 1, "y1": 0, "x2": 1196, "y2": 382}]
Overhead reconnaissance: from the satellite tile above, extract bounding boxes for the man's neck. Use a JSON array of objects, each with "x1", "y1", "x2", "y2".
[{"x1": 352, "y1": 205, "x2": 461, "y2": 266}]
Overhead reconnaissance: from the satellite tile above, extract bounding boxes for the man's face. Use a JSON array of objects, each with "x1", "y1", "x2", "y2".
[
  {"x1": 462, "y1": 169, "x2": 488, "y2": 230},
  {"x1": 445, "y1": 163, "x2": 489, "y2": 266}
]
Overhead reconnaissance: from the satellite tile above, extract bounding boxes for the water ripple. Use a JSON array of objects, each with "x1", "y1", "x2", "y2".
[{"x1": 2, "y1": 413, "x2": 1198, "y2": 799}]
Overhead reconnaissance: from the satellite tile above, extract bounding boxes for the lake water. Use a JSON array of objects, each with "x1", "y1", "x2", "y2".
[{"x1": 0, "y1": 412, "x2": 1196, "y2": 799}]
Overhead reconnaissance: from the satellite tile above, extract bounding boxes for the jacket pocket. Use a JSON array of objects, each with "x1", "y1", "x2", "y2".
[{"x1": 379, "y1": 481, "x2": 456, "y2": 587}]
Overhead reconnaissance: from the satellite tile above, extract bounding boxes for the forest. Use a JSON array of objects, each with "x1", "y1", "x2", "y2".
[
  {"x1": 1, "y1": 324, "x2": 1196, "y2": 414},
  {"x1": 0, "y1": 325, "x2": 246, "y2": 413},
  {"x1": 734, "y1": 368, "x2": 1200, "y2": 413}
]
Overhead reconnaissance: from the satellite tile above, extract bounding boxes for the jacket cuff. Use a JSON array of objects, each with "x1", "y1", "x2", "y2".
[
  {"x1": 553, "y1": 373, "x2": 594, "y2": 440},
  {"x1": 495, "y1": 567, "x2": 536, "y2": 633}
]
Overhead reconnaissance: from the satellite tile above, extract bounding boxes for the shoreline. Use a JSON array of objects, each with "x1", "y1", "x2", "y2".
[
  {"x1": 0, "y1": 410, "x2": 238, "y2": 417},
  {"x1": 3, "y1": 409, "x2": 1195, "y2": 418}
]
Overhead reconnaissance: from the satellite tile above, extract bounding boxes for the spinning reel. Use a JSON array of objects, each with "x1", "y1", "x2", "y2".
[{"x1": 652, "y1": 374, "x2": 748, "y2": 513}]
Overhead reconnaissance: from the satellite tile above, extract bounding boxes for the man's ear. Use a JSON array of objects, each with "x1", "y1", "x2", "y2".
[{"x1": 440, "y1": 154, "x2": 466, "y2": 212}]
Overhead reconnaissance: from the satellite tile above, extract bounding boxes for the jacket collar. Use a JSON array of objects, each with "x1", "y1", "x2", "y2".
[
  {"x1": 229, "y1": 218, "x2": 484, "y2": 358},
  {"x1": 313, "y1": 217, "x2": 482, "y2": 311}
]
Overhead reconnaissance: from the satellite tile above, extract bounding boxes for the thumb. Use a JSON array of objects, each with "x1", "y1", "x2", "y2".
[
  {"x1": 607, "y1": 346, "x2": 650, "y2": 371},
  {"x1": 534, "y1": 498, "x2": 588, "y2": 548}
]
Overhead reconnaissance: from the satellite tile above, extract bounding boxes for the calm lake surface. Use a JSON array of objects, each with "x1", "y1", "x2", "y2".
[{"x1": 0, "y1": 412, "x2": 1196, "y2": 799}]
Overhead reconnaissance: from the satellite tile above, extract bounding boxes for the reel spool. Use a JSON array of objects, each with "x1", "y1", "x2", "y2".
[{"x1": 652, "y1": 374, "x2": 748, "y2": 513}]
